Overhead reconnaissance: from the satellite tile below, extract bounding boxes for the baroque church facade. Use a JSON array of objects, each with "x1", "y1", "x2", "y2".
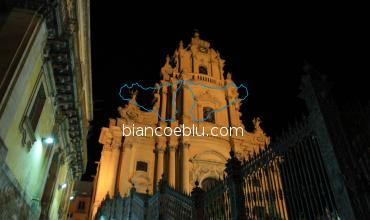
[
  {"x1": 91, "y1": 33, "x2": 370, "y2": 220},
  {"x1": 90, "y1": 33, "x2": 271, "y2": 218}
]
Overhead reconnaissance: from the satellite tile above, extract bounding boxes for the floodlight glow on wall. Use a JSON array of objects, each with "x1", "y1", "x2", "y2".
[
  {"x1": 59, "y1": 182, "x2": 67, "y2": 190},
  {"x1": 42, "y1": 137, "x2": 54, "y2": 145}
]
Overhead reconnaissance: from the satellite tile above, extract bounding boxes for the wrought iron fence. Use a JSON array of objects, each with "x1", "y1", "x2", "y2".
[
  {"x1": 95, "y1": 119, "x2": 342, "y2": 220},
  {"x1": 156, "y1": 179, "x2": 193, "y2": 219}
]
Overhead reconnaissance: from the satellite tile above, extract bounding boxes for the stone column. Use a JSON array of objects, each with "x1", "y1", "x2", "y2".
[
  {"x1": 226, "y1": 94, "x2": 237, "y2": 151},
  {"x1": 118, "y1": 142, "x2": 133, "y2": 196},
  {"x1": 227, "y1": 97, "x2": 236, "y2": 126},
  {"x1": 171, "y1": 82, "x2": 178, "y2": 120},
  {"x1": 182, "y1": 77, "x2": 191, "y2": 124},
  {"x1": 160, "y1": 82, "x2": 168, "y2": 120},
  {"x1": 155, "y1": 145, "x2": 165, "y2": 183},
  {"x1": 182, "y1": 142, "x2": 190, "y2": 193},
  {"x1": 168, "y1": 145, "x2": 176, "y2": 186},
  {"x1": 110, "y1": 143, "x2": 121, "y2": 196}
]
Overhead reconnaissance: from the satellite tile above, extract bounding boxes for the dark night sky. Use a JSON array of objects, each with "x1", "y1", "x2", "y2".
[{"x1": 83, "y1": 4, "x2": 369, "y2": 180}]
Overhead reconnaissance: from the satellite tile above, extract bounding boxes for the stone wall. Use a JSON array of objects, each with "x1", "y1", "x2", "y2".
[{"x1": 0, "y1": 138, "x2": 39, "y2": 220}]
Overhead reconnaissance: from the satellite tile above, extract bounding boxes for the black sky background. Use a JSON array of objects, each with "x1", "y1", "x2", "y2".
[{"x1": 82, "y1": 4, "x2": 369, "y2": 180}]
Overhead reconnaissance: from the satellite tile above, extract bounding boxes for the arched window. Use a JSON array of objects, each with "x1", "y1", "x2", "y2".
[
  {"x1": 199, "y1": 66, "x2": 208, "y2": 74},
  {"x1": 201, "y1": 177, "x2": 219, "y2": 191},
  {"x1": 203, "y1": 107, "x2": 215, "y2": 123}
]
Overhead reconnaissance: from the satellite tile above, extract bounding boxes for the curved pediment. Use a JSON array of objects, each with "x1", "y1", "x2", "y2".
[
  {"x1": 192, "y1": 150, "x2": 227, "y2": 164},
  {"x1": 118, "y1": 102, "x2": 158, "y2": 125}
]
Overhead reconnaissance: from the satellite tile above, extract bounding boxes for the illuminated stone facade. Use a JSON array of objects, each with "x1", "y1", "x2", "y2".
[
  {"x1": 91, "y1": 33, "x2": 270, "y2": 218},
  {"x1": 67, "y1": 181, "x2": 93, "y2": 220},
  {"x1": 0, "y1": 1, "x2": 92, "y2": 219}
]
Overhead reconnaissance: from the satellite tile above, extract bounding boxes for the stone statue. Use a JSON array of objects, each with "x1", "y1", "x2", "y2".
[
  {"x1": 227, "y1": 72, "x2": 232, "y2": 80},
  {"x1": 253, "y1": 117, "x2": 261, "y2": 130},
  {"x1": 130, "y1": 90, "x2": 138, "y2": 102},
  {"x1": 253, "y1": 117, "x2": 266, "y2": 136},
  {"x1": 118, "y1": 106, "x2": 125, "y2": 118},
  {"x1": 152, "y1": 83, "x2": 160, "y2": 111},
  {"x1": 160, "y1": 55, "x2": 172, "y2": 80}
]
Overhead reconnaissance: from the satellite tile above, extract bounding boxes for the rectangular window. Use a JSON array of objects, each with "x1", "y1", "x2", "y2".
[
  {"x1": 136, "y1": 161, "x2": 148, "y2": 172},
  {"x1": 203, "y1": 107, "x2": 215, "y2": 123},
  {"x1": 29, "y1": 84, "x2": 46, "y2": 131},
  {"x1": 77, "y1": 201, "x2": 85, "y2": 211},
  {"x1": 199, "y1": 66, "x2": 208, "y2": 74}
]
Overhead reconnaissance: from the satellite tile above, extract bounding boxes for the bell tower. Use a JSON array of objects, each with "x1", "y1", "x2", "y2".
[
  {"x1": 91, "y1": 32, "x2": 270, "y2": 218},
  {"x1": 160, "y1": 32, "x2": 238, "y2": 126}
]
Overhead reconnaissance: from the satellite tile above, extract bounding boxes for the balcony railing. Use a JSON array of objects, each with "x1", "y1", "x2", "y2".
[{"x1": 191, "y1": 74, "x2": 224, "y2": 87}]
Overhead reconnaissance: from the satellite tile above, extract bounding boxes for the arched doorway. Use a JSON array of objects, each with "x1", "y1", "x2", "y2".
[{"x1": 201, "y1": 177, "x2": 219, "y2": 191}]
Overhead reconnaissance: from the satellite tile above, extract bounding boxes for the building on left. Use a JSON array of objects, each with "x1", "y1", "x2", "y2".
[{"x1": 0, "y1": 0, "x2": 92, "y2": 219}]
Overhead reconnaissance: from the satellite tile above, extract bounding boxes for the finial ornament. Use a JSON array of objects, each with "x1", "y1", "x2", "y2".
[
  {"x1": 161, "y1": 54, "x2": 173, "y2": 79},
  {"x1": 179, "y1": 40, "x2": 184, "y2": 49},
  {"x1": 165, "y1": 54, "x2": 170, "y2": 64}
]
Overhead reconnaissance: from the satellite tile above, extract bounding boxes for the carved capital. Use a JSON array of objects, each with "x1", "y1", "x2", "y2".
[
  {"x1": 171, "y1": 84, "x2": 177, "y2": 91},
  {"x1": 156, "y1": 142, "x2": 166, "y2": 151},
  {"x1": 168, "y1": 137, "x2": 178, "y2": 147},
  {"x1": 156, "y1": 147, "x2": 166, "y2": 154},
  {"x1": 168, "y1": 145, "x2": 177, "y2": 151},
  {"x1": 112, "y1": 142, "x2": 121, "y2": 150},
  {"x1": 161, "y1": 85, "x2": 168, "y2": 94}
]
